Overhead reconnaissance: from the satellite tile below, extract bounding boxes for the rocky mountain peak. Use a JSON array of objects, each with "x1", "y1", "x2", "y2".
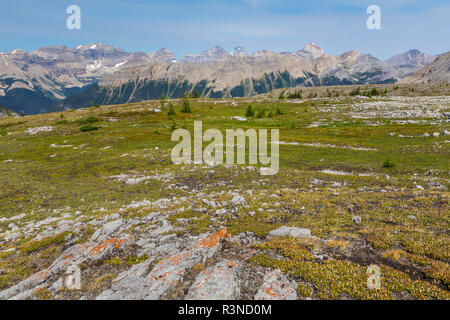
[
  {"x1": 151, "y1": 48, "x2": 176, "y2": 62},
  {"x1": 231, "y1": 46, "x2": 247, "y2": 56},
  {"x1": 204, "y1": 46, "x2": 228, "y2": 58},
  {"x1": 181, "y1": 46, "x2": 228, "y2": 62},
  {"x1": 9, "y1": 49, "x2": 26, "y2": 56},
  {"x1": 386, "y1": 49, "x2": 436, "y2": 67},
  {"x1": 386, "y1": 49, "x2": 436, "y2": 77},
  {"x1": 297, "y1": 42, "x2": 324, "y2": 59}
]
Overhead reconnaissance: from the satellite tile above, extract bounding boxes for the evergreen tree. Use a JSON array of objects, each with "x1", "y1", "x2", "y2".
[
  {"x1": 181, "y1": 93, "x2": 192, "y2": 113},
  {"x1": 171, "y1": 120, "x2": 178, "y2": 132},
  {"x1": 245, "y1": 105, "x2": 254, "y2": 117},
  {"x1": 160, "y1": 93, "x2": 167, "y2": 108},
  {"x1": 168, "y1": 103, "x2": 176, "y2": 116},
  {"x1": 257, "y1": 108, "x2": 265, "y2": 118}
]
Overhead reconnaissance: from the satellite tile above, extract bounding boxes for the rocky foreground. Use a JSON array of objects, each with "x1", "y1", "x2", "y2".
[{"x1": 0, "y1": 200, "x2": 304, "y2": 300}]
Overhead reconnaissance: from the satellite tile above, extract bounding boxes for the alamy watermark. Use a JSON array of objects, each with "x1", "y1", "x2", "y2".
[
  {"x1": 171, "y1": 121, "x2": 279, "y2": 175},
  {"x1": 65, "y1": 265, "x2": 82, "y2": 290},
  {"x1": 66, "y1": 5, "x2": 380, "y2": 32},
  {"x1": 367, "y1": 5, "x2": 381, "y2": 30},
  {"x1": 366, "y1": 265, "x2": 381, "y2": 289},
  {"x1": 66, "y1": 5, "x2": 81, "y2": 30}
]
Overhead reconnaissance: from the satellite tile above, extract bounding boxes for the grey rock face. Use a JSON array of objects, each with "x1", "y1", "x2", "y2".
[
  {"x1": 90, "y1": 219, "x2": 125, "y2": 242},
  {"x1": 185, "y1": 260, "x2": 240, "y2": 300},
  {"x1": 148, "y1": 220, "x2": 174, "y2": 237},
  {"x1": 254, "y1": 269, "x2": 298, "y2": 300}
]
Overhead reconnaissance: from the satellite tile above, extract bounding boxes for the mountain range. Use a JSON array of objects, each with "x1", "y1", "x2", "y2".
[{"x1": 0, "y1": 43, "x2": 444, "y2": 114}]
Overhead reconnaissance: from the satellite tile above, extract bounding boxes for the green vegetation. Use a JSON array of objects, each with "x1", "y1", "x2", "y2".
[
  {"x1": 77, "y1": 116, "x2": 100, "y2": 125},
  {"x1": 0, "y1": 83, "x2": 448, "y2": 299},
  {"x1": 382, "y1": 159, "x2": 396, "y2": 168},
  {"x1": 19, "y1": 233, "x2": 68, "y2": 253},
  {"x1": 80, "y1": 124, "x2": 99, "y2": 132},
  {"x1": 287, "y1": 90, "x2": 302, "y2": 99},
  {"x1": 250, "y1": 237, "x2": 449, "y2": 300}
]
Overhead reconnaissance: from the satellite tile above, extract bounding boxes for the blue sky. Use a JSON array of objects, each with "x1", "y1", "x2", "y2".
[{"x1": 0, "y1": 0, "x2": 449, "y2": 60}]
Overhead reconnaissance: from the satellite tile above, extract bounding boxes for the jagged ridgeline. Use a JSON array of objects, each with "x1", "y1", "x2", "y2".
[
  {"x1": 1, "y1": 43, "x2": 442, "y2": 114},
  {"x1": 64, "y1": 71, "x2": 322, "y2": 106}
]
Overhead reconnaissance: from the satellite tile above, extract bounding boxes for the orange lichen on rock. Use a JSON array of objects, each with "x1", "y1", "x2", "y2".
[
  {"x1": 263, "y1": 287, "x2": 278, "y2": 297},
  {"x1": 63, "y1": 254, "x2": 73, "y2": 265},
  {"x1": 200, "y1": 228, "x2": 230, "y2": 248},
  {"x1": 37, "y1": 269, "x2": 51, "y2": 281},
  {"x1": 89, "y1": 238, "x2": 127, "y2": 256}
]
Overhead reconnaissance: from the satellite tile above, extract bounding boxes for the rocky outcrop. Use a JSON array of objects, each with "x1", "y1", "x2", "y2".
[
  {"x1": 185, "y1": 260, "x2": 240, "y2": 300},
  {"x1": 96, "y1": 229, "x2": 230, "y2": 300},
  {"x1": 254, "y1": 269, "x2": 298, "y2": 300}
]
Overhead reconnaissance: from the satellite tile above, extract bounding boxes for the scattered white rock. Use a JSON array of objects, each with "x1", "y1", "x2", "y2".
[
  {"x1": 90, "y1": 219, "x2": 125, "y2": 242},
  {"x1": 352, "y1": 215, "x2": 362, "y2": 224},
  {"x1": 50, "y1": 144, "x2": 73, "y2": 148},
  {"x1": 231, "y1": 194, "x2": 247, "y2": 206},
  {"x1": 27, "y1": 126, "x2": 53, "y2": 135},
  {"x1": 8, "y1": 223, "x2": 19, "y2": 232},
  {"x1": 268, "y1": 226, "x2": 312, "y2": 238},
  {"x1": 230, "y1": 116, "x2": 247, "y2": 121}
]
